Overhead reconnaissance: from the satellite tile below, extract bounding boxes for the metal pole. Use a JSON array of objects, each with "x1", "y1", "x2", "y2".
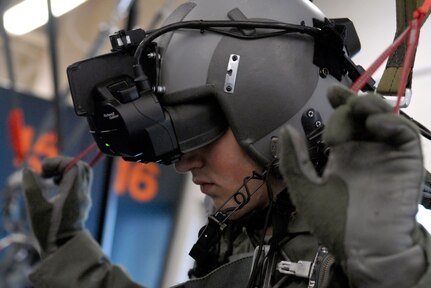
[{"x1": 47, "y1": 0, "x2": 63, "y2": 152}]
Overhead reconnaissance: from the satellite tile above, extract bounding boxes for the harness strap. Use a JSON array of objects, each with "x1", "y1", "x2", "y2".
[
  {"x1": 174, "y1": 255, "x2": 253, "y2": 288},
  {"x1": 377, "y1": 0, "x2": 430, "y2": 95}
]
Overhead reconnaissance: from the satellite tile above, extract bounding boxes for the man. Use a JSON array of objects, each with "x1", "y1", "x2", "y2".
[{"x1": 23, "y1": 0, "x2": 431, "y2": 287}]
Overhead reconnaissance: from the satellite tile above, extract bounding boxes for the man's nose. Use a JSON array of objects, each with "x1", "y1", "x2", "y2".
[{"x1": 174, "y1": 150, "x2": 204, "y2": 173}]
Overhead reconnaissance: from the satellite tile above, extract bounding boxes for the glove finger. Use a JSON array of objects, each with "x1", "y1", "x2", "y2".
[
  {"x1": 279, "y1": 125, "x2": 322, "y2": 187},
  {"x1": 57, "y1": 161, "x2": 93, "y2": 234},
  {"x1": 22, "y1": 168, "x2": 51, "y2": 209},
  {"x1": 59, "y1": 160, "x2": 92, "y2": 193},
  {"x1": 323, "y1": 104, "x2": 356, "y2": 146},
  {"x1": 366, "y1": 113, "x2": 420, "y2": 147},
  {"x1": 324, "y1": 85, "x2": 359, "y2": 146},
  {"x1": 327, "y1": 85, "x2": 356, "y2": 109},
  {"x1": 22, "y1": 168, "x2": 53, "y2": 251},
  {"x1": 41, "y1": 156, "x2": 74, "y2": 178},
  {"x1": 324, "y1": 93, "x2": 393, "y2": 146}
]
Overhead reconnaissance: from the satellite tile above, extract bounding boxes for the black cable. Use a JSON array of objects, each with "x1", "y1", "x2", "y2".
[
  {"x1": 205, "y1": 27, "x2": 294, "y2": 40},
  {"x1": 419, "y1": 129, "x2": 431, "y2": 141},
  {"x1": 130, "y1": 20, "x2": 321, "y2": 97},
  {"x1": 400, "y1": 110, "x2": 431, "y2": 140},
  {"x1": 133, "y1": 20, "x2": 320, "y2": 64},
  {"x1": 247, "y1": 162, "x2": 277, "y2": 288},
  {"x1": 400, "y1": 111, "x2": 431, "y2": 133},
  {"x1": 247, "y1": 198, "x2": 273, "y2": 288}
]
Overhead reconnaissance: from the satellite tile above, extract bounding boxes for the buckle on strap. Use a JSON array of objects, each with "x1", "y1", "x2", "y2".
[
  {"x1": 276, "y1": 260, "x2": 312, "y2": 278},
  {"x1": 276, "y1": 246, "x2": 333, "y2": 288},
  {"x1": 383, "y1": 88, "x2": 412, "y2": 108}
]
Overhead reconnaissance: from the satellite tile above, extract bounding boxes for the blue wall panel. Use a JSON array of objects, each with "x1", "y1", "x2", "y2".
[{"x1": 0, "y1": 87, "x2": 186, "y2": 288}]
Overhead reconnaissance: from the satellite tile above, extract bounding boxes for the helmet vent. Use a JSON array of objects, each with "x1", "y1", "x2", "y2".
[{"x1": 224, "y1": 54, "x2": 240, "y2": 94}]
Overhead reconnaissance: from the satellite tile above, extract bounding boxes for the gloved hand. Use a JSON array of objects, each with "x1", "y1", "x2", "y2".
[
  {"x1": 23, "y1": 156, "x2": 92, "y2": 258},
  {"x1": 279, "y1": 85, "x2": 427, "y2": 288}
]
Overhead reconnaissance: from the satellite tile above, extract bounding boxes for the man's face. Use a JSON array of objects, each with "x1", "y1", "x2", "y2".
[{"x1": 175, "y1": 129, "x2": 269, "y2": 218}]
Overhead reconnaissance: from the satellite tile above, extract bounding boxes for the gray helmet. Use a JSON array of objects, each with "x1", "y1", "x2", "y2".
[
  {"x1": 67, "y1": 0, "x2": 369, "y2": 166},
  {"x1": 158, "y1": 0, "x2": 359, "y2": 167}
]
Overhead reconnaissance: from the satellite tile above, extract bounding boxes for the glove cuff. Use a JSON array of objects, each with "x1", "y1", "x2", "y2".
[{"x1": 347, "y1": 225, "x2": 428, "y2": 288}]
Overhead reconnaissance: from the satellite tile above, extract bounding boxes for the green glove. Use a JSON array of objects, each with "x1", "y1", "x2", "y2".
[
  {"x1": 279, "y1": 85, "x2": 427, "y2": 288},
  {"x1": 23, "y1": 156, "x2": 92, "y2": 258}
]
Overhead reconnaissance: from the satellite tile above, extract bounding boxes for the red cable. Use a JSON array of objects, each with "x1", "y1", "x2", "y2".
[
  {"x1": 350, "y1": 27, "x2": 410, "y2": 93},
  {"x1": 64, "y1": 142, "x2": 104, "y2": 172},
  {"x1": 393, "y1": 2, "x2": 430, "y2": 113},
  {"x1": 351, "y1": 2, "x2": 430, "y2": 115},
  {"x1": 394, "y1": 18, "x2": 420, "y2": 113},
  {"x1": 89, "y1": 151, "x2": 105, "y2": 167},
  {"x1": 417, "y1": 0, "x2": 431, "y2": 17}
]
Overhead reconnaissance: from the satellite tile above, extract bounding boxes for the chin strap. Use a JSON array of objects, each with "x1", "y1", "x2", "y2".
[{"x1": 188, "y1": 170, "x2": 268, "y2": 276}]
